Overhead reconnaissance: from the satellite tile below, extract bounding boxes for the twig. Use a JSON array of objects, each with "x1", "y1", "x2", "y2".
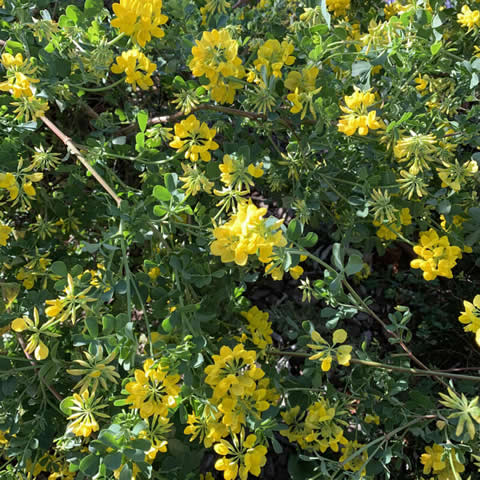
[
  {"x1": 117, "y1": 104, "x2": 266, "y2": 136},
  {"x1": 270, "y1": 350, "x2": 480, "y2": 382},
  {"x1": 16, "y1": 334, "x2": 63, "y2": 401},
  {"x1": 40, "y1": 116, "x2": 122, "y2": 207}
]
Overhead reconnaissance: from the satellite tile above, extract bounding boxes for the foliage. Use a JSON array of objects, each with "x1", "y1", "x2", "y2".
[{"x1": 0, "y1": 0, "x2": 479, "y2": 478}]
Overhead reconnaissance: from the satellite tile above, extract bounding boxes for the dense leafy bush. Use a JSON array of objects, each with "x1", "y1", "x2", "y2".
[{"x1": 0, "y1": 0, "x2": 480, "y2": 478}]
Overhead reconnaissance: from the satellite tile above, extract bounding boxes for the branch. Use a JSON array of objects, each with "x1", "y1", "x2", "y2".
[
  {"x1": 40, "y1": 116, "x2": 122, "y2": 207},
  {"x1": 116, "y1": 104, "x2": 266, "y2": 136}
]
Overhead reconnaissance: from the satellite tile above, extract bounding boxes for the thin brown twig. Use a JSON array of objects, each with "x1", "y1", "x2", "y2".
[
  {"x1": 40, "y1": 115, "x2": 122, "y2": 207},
  {"x1": 117, "y1": 104, "x2": 266, "y2": 136},
  {"x1": 16, "y1": 334, "x2": 63, "y2": 401}
]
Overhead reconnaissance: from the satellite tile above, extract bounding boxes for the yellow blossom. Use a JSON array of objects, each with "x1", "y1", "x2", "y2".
[
  {"x1": 124, "y1": 358, "x2": 181, "y2": 419},
  {"x1": 457, "y1": 5, "x2": 480, "y2": 31},
  {"x1": 110, "y1": 0, "x2": 168, "y2": 47},
  {"x1": 169, "y1": 114, "x2": 219, "y2": 162},
  {"x1": 410, "y1": 229, "x2": 462, "y2": 281},
  {"x1": 240, "y1": 306, "x2": 273, "y2": 349},
  {"x1": 285, "y1": 66, "x2": 320, "y2": 119},
  {"x1": 111, "y1": 49, "x2": 156, "y2": 90},
  {"x1": 254, "y1": 39, "x2": 295, "y2": 78},
  {"x1": 458, "y1": 294, "x2": 480, "y2": 346},
  {"x1": 189, "y1": 29, "x2": 245, "y2": 104}
]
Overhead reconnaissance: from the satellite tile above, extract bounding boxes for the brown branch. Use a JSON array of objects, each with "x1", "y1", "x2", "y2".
[
  {"x1": 40, "y1": 116, "x2": 122, "y2": 207},
  {"x1": 16, "y1": 334, "x2": 63, "y2": 401},
  {"x1": 116, "y1": 104, "x2": 266, "y2": 136}
]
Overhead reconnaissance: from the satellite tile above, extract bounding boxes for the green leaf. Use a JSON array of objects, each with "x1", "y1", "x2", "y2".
[
  {"x1": 137, "y1": 110, "x2": 148, "y2": 133},
  {"x1": 104, "y1": 452, "x2": 123, "y2": 471},
  {"x1": 430, "y1": 41, "x2": 442, "y2": 56},
  {"x1": 153, "y1": 185, "x2": 171, "y2": 202},
  {"x1": 345, "y1": 253, "x2": 363, "y2": 276},
  {"x1": 65, "y1": 5, "x2": 83, "y2": 24},
  {"x1": 164, "y1": 172, "x2": 178, "y2": 192},
  {"x1": 331, "y1": 243, "x2": 344, "y2": 271},
  {"x1": 50, "y1": 261, "x2": 68, "y2": 278},
  {"x1": 119, "y1": 464, "x2": 132, "y2": 480},
  {"x1": 352, "y1": 61, "x2": 371, "y2": 77},
  {"x1": 287, "y1": 219, "x2": 303, "y2": 241},
  {"x1": 59, "y1": 396, "x2": 75, "y2": 416},
  {"x1": 299, "y1": 232, "x2": 318, "y2": 248},
  {"x1": 85, "y1": 316, "x2": 98, "y2": 337},
  {"x1": 84, "y1": 0, "x2": 103, "y2": 17},
  {"x1": 130, "y1": 439, "x2": 151, "y2": 451},
  {"x1": 79, "y1": 455, "x2": 100, "y2": 476}
]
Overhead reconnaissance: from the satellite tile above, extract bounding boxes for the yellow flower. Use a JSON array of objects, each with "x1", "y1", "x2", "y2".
[
  {"x1": 0, "y1": 223, "x2": 12, "y2": 246},
  {"x1": 410, "y1": 229, "x2": 462, "y2": 281},
  {"x1": 169, "y1": 114, "x2": 219, "y2": 162},
  {"x1": 110, "y1": 0, "x2": 168, "y2": 47},
  {"x1": 285, "y1": 66, "x2": 320, "y2": 119},
  {"x1": 214, "y1": 430, "x2": 267, "y2": 480},
  {"x1": 179, "y1": 162, "x2": 214, "y2": 196},
  {"x1": 0, "y1": 172, "x2": 19, "y2": 201},
  {"x1": 0, "y1": 72, "x2": 39, "y2": 98},
  {"x1": 437, "y1": 159, "x2": 478, "y2": 192},
  {"x1": 240, "y1": 306, "x2": 273, "y2": 349},
  {"x1": 1, "y1": 53, "x2": 26, "y2": 69},
  {"x1": 420, "y1": 444, "x2": 465, "y2": 478},
  {"x1": 189, "y1": 29, "x2": 245, "y2": 104},
  {"x1": 326, "y1": 0, "x2": 350, "y2": 16},
  {"x1": 457, "y1": 5, "x2": 480, "y2": 31},
  {"x1": 458, "y1": 294, "x2": 480, "y2": 346},
  {"x1": 308, "y1": 329, "x2": 353, "y2": 371},
  {"x1": 210, "y1": 200, "x2": 286, "y2": 267},
  {"x1": 304, "y1": 398, "x2": 347, "y2": 453},
  {"x1": 125, "y1": 358, "x2": 181, "y2": 419},
  {"x1": 204, "y1": 343, "x2": 264, "y2": 400},
  {"x1": 111, "y1": 49, "x2": 156, "y2": 90},
  {"x1": 364, "y1": 413, "x2": 380, "y2": 425},
  {"x1": 340, "y1": 440, "x2": 368, "y2": 475},
  {"x1": 394, "y1": 133, "x2": 437, "y2": 175},
  {"x1": 184, "y1": 409, "x2": 228, "y2": 447},
  {"x1": 67, "y1": 390, "x2": 108, "y2": 437},
  {"x1": 139, "y1": 416, "x2": 172, "y2": 461},
  {"x1": 219, "y1": 154, "x2": 263, "y2": 191},
  {"x1": 399, "y1": 207, "x2": 412, "y2": 226},
  {"x1": 337, "y1": 88, "x2": 383, "y2": 136},
  {"x1": 415, "y1": 74, "x2": 429, "y2": 93},
  {"x1": 254, "y1": 39, "x2": 295, "y2": 78}
]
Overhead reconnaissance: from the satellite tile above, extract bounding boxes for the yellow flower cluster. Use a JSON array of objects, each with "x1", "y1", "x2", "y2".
[
  {"x1": 67, "y1": 389, "x2": 108, "y2": 437},
  {"x1": 240, "y1": 306, "x2": 273, "y2": 350},
  {"x1": 394, "y1": 133, "x2": 437, "y2": 175},
  {"x1": 214, "y1": 429, "x2": 267, "y2": 480},
  {"x1": 326, "y1": 0, "x2": 351, "y2": 16},
  {"x1": 111, "y1": 49, "x2": 156, "y2": 90},
  {"x1": 169, "y1": 114, "x2": 219, "y2": 162},
  {"x1": 281, "y1": 399, "x2": 348, "y2": 453},
  {"x1": 437, "y1": 159, "x2": 478, "y2": 192},
  {"x1": 420, "y1": 444, "x2": 465, "y2": 479},
  {"x1": 11, "y1": 307, "x2": 58, "y2": 360},
  {"x1": 0, "y1": 222, "x2": 12, "y2": 246},
  {"x1": 337, "y1": 88, "x2": 383, "y2": 136},
  {"x1": 218, "y1": 154, "x2": 264, "y2": 191},
  {"x1": 284, "y1": 66, "x2": 320, "y2": 119},
  {"x1": 210, "y1": 200, "x2": 285, "y2": 266},
  {"x1": 124, "y1": 358, "x2": 181, "y2": 419},
  {"x1": 374, "y1": 207, "x2": 412, "y2": 241},
  {"x1": 410, "y1": 229, "x2": 463, "y2": 281},
  {"x1": 308, "y1": 329, "x2": 353, "y2": 371},
  {"x1": 110, "y1": 0, "x2": 168, "y2": 47},
  {"x1": 0, "y1": 53, "x2": 49, "y2": 120},
  {"x1": 253, "y1": 39, "x2": 295, "y2": 78},
  {"x1": 339, "y1": 440, "x2": 368, "y2": 476},
  {"x1": 458, "y1": 294, "x2": 480, "y2": 346},
  {"x1": 457, "y1": 5, "x2": 480, "y2": 31},
  {"x1": 189, "y1": 29, "x2": 245, "y2": 104}
]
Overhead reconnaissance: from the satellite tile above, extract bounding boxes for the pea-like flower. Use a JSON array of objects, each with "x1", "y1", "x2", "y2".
[
  {"x1": 110, "y1": 49, "x2": 156, "y2": 90},
  {"x1": 169, "y1": 114, "x2": 219, "y2": 162},
  {"x1": 458, "y1": 294, "x2": 480, "y2": 346},
  {"x1": 308, "y1": 329, "x2": 353, "y2": 371},
  {"x1": 66, "y1": 389, "x2": 109, "y2": 437},
  {"x1": 410, "y1": 229, "x2": 462, "y2": 281}
]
